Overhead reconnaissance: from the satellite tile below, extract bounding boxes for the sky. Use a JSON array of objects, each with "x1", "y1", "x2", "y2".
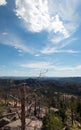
[{"x1": 0, "y1": 0, "x2": 81, "y2": 77}]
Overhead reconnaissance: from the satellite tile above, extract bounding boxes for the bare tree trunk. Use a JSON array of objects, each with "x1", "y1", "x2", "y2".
[
  {"x1": 34, "y1": 98, "x2": 37, "y2": 116},
  {"x1": 38, "y1": 100, "x2": 40, "y2": 118},
  {"x1": 71, "y1": 108, "x2": 74, "y2": 125},
  {"x1": 20, "y1": 84, "x2": 26, "y2": 130}
]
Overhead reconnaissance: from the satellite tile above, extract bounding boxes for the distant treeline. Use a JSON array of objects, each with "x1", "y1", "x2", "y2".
[{"x1": 0, "y1": 77, "x2": 81, "y2": 96}]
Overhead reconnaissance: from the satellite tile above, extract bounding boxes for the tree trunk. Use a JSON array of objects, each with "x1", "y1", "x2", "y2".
[{"x1": 20, "y1": 84, "x2": 26, "y2": 130}]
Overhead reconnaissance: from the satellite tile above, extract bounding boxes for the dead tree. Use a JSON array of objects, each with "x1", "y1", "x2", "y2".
[
  {"x1": 71, "y1": 108, "x2": 74, "y2": 125},
  {"x1": 34, "y1": 98, "x2": 37, "y2": 116},
  {"x1": 20, "y1": 83, "x2": 26, "y2": 130}
]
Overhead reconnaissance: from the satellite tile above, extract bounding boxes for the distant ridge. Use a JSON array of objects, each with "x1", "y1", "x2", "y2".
[
  {"x1": 0, "y1": 77, "x2": 81, "y2": 96},
  {"x1": 0, "y1": 76, "x2": 81, "y2": 83}
]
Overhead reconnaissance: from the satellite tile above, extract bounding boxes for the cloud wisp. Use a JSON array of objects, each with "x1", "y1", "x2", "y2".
[
  {"x1": 0, "y1": 32, "x2": 35, "y2": 54},
  {"x1": 19, "y1": 61, "x2": 81, "y2": 77},
  {"x1": 20, "y1": 61, "x2": 81, "y2": 71},
  {"x1": 41, "y1": 38, "x2": 78, "y2": 54},
  {"x1": 21, "y1": 61, "x2": 53, "y2": 69},
  {"x1": 41, "y1": 47, "x2": 79, "y2": 54}
]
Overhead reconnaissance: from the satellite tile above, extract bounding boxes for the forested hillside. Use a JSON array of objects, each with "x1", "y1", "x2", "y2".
[{"x1": 0, "y1": 77, "x2": 81, "y2": 96}]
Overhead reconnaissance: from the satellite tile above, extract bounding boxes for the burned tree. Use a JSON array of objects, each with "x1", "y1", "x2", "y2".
[{"x1": 20, "y1": 83, "x2": 26, "y2": 130}]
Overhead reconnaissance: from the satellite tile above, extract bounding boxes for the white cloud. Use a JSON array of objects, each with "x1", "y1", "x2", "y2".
[
  {"x1": 20, "y1": 61, "x2": 54, "y2": 69},
  {"x1": 15, "y1": 0, "x2": 69, "y2": 38},
  {"x1": 49, "y1": 15, "x2": 69, "y2": 37},
  {"x1": 19, "y1": 61, "x2": 81, "y2": 77},
  {"x1": 15, "y1": 0, "x2": 50, "y2": 32},
  {"x1": 2, "y1": 32, "x2": 8, "y2": 35},
  {"x1": 15, "y1": 0, "x2": 81, "y2": 55},
  {"x1": 49, "y1": 0, "x2": 81, "y2": 33},
  {"x1": 15, "y1": 0, "x2": 81, "y2": 37},
  {"x1": 51, "y1": 36, "x2": 65, "y2": 43},
  {"x1": 20, "y1": 62, "x2": 81, "y2": 77},
  {"x1": 18, "y1": 50, "x2": 22, "y2": 53},
  {"x1": 0, "y1": 69, "x2": 28, "y2": 77},
  {"x1": 20, "y1": 61, "x2": 81, "y2": 72},
  {"x1": 1, "y1": 62, "x2": 81, "y2": 77},
  {"x1": 0, "y1": 32, "x2": 35, "y2": 54},
  {"x1": 41, "y1": 46, "x2": 57, "y2": 54},
  {"x1": 0, "y1": 0, "x2": 7, "y2": 6},
  {"x1": 41, "y1": 47, "x2": 79, "y2": 54},
  {"x1": 34, "y1": 54, "x2": 40, "y2": 57},
  {"x1": 41, "y1": 38, "x2": 77, "y2": 54},
  {"x1": 59, "y1": 50, "x2": 79, "y2": 54},
  {"x1": 75, "y1": 65, "x2": 81, "y2": 70}
]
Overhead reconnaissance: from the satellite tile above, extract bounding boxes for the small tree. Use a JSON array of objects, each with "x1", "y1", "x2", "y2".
[
  {"x1": 59, "y1": 101, "x2": 67, "y2": 123},
  {"x1": 42, "y1": 112, "x2": 63, "y2": 130},
  {"x1": 69, "y1": 97, "x2": 77, "y2": 125},
  {"x1": 76, "y1": 99, "x2": 81, "y2": 121}
]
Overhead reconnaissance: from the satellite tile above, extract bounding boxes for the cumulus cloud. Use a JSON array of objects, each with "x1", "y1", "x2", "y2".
[
  {"x1": 15, "y1": 0, "x2": 81, "y2": 37},
  {"x1": 49, "y1": 0, "x2": 81, "y2": 32},
  {"x1": 15, "y1": 0, "x2": 69, "y2": 38},
  {"x1": 0, "y1": 0, "x2": 7, "y2": 6},
  {"x1": 15, "y1": 0, "x2": 81, "y2": 55}
]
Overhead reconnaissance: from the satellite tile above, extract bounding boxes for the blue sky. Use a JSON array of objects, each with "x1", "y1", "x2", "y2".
[{"x1": 0, "y1": 0, "x2": 81, "y2": 77}]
